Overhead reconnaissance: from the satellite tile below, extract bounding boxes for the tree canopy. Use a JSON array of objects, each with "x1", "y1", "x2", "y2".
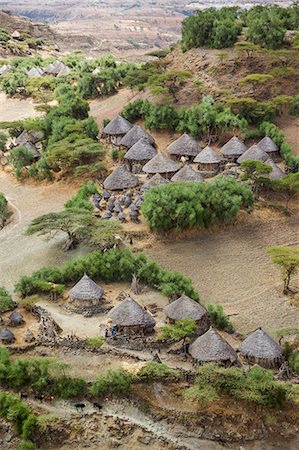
[{"x1": 267, "y1": 246, "x2": 299, "y2": 293}]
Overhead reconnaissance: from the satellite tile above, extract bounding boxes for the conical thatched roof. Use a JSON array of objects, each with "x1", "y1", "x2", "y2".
[
  {"x1": 103, "y1": 166, "x2": 139, "y2": 190},
  {"x1": 257, "y1": 136, "x2": 279, "y2": 154},
  {"x1": 57, "y1": 65, "x2": 70, "y2": 77},
  {"x1": 11, "y1": 31, "x2": 21, "y2": 39},
  {"x1": 237, "y1": 145, "x2": 268, "y2": 164},
  {"x1": 141, "y1": 173, "x2": 170, "y2": 191},
  {"x1": 193, "y1": 146, "x2": 221, "y2": 164},
  {"x1": 44, "y1": 60, "x2": 67, "y2": 75},
  {"x1": 0, "y1": 327, "x2": 15, "y2": 342},
  {"x1": 103, "y1": 115, "x2": 132, "y2": 136},
  {"x1": 220, "y1": 136, "x2": 247, "y2": 157},
  {"x1": 69, "y1": 274, "x2": 104, "y2": 301},
  {"x1": 189, "y1": 327, "x2": 237, "y2": 363},
  {"x1": 120, "y1": 125, "x2": 155, "y2": 148},
  {"x1": 165, "y1": 295, "x2": 208, "y2": 321},
  {"x1": 27, "y1": 67, "x2": 44, "y2": 78},
  {"x1": 9, "y1": 311, "x2": 24, "y2": 326},
  {"x1": 124, "y1": 138, "x2": 157, "y2": 161},
  {"x1": 167, "y1": 133, "x2": 201, "y2": 157},
  {"x1": 0, "y1": 64, "x2": 12, "y2": 76},
  {"x1": 171, "y1": 165, "x2": 204, "y2": 183},
  {"x1": 142, "y1": 153, "x2": 180, "y2": 174},
  {"x1": 239, "y1": 328, "x2": 283, "y2": 360},
  {"x1": 108, "y1": 296, "x2": 156, "y2": 327},
  {"x1": 265, "y1": 158, "x2": 285, "y2": 180}
]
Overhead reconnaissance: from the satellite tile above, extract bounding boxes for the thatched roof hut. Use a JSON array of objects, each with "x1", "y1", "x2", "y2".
[
  {"x1": 189, "y1": 327, "x2": 237, "y2": 364},
  {"x1": 141, "y1": 173, "x2": 170, "y2": 191},
  {"x1": 44, "y1": 60, "x2": 69, "y2": 76},
  {"x1": 220, "y1": 136, "x2": 247, "y2": 161},
  {"x1": 108, "y1": 296, "x2": 156, "y2": 335},
  {"x1": 265, "y1": 158, "x2": 285, "y2": 180},
  {"x1": 124, "y1": 138, "x2": 157, "y2": 173},
  {"x1": 16, "y1": 130, "x2": 43, "y2": 146},
  {"x1": 193, "y1": 146, "x2": 221, "y2": 174},
  {"x1": 165, "y1": 295, "x2": 210, "y2": 335},
  {"x1": 120, "y1": 125, "x2": 155, "y2": 149},
  {"x1": 57, "y1": 65, "x2": 70, "y2": 77},
  {"x1": 257, "y1": 136, "x2": 280, "y2": 161},
  {"x1": 69, "y1": 274, "x2": 104, "y2": 312},
  {"x1": 103, "y1": 166, "x2": 139, "y2": 190},
  {"x1": 142, "y1": 153, "x2": 180, "y2": 179},
  {"x1": 27, "y1": 67, "x2": 44, "y2": 78},
  {"x1": 11, "y1": 31, "x2": 21, "y2": 39},
  {"x1": 239, "y1": 328, "x2": 283, "y2": 368},
  {"x1": 0, "y1": 327, "x2": 15, "y2": 344},
  {"x1": 103, "y1": 115, "x2": 132, "y2": 145},
  {"x1": 9, "y1": 311, "x2": 25, "y2": 327},
  {"x1": 237, "y1": 145, "x2": 268, "y2": 164},
  {"x1": 0, "y1": 64, "x2": 12, "y2": 76},
  {"x1": 166, "y1": 133, "x2": 201, "y2": 160},
  {"x1": 171, "y1": 165, "x2": 204, "y2": 183}
]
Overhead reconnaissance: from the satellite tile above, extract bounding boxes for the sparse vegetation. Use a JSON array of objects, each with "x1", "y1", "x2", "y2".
[
  {"x1": 267, "y1": 246, "x2": 299, "y2": 294},
  {"x1": 0, "y1": 192, "x2": 8, "y2": 228},
  {"x1": 207, "y1": 304, "x2": 234, "y2": 333},
  {"x1": 0, "y1": 286, "x2": 14, "y2": 313},
  {"x1": 138, "y1": 361, "x2": 180, "y2": 382},
  {"x1": 91, "y1": 369, "x2": 134, "y2": 397},
  {"x1": 158, "y1": 319, "x2": 197, "y2": 343}
]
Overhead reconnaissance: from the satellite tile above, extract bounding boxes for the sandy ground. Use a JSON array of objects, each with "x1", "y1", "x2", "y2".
[{"x1": 0, "y1": 92, "x2": 43, "y2": 122}]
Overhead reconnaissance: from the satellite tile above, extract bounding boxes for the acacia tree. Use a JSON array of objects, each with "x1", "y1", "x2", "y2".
[
  {"x1": 238, "y1": 73, "x2": 273, "y2": 92},
  {"x1": 240, "y1": 160, "x2": 272, "y2": 198},
  {"x1": 267, "y1": 246, "x2": 299, "y2": 294},
  {"x1": 26, "y1": 208, "x2": 121, "y2": 250},
  {"x1": 148, "y1": 69, "x2": 193, "y2": 103},
  {"x1": 270, "y1": 172, "x2": 299, "y2": 213},
  {"x1": 158, "y1": 318, "x2": 197, "y2": 345}
]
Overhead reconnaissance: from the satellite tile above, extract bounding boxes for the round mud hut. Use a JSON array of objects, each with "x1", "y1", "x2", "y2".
[
  {"x1": 9, "y1": 311, "x2": 25, "y2": 327},
  {"x1": 108, "y1": 296, "x2": 156, "y2": 336},
  {"x1": 103, "y1": 115, "x2": 132, "y2": 146},
  {"x1": 103, "y1": 166, "x2": 139, "y2": 190},
  {"x1": 220, "y1": 136, "x2": 247, "y2": 162},
  {"x1": 166, "y1": 133, "x2": 201, "y2": 162},
  {"x1": 141, "y1": 173, "x2": 170, "y2": 192},
  {"x1": 237, "y1": 145, "x2": 268, "y2": 164},
  {"x1": 239, "y1": 328, "x2": 283, "y2": 368},
  {"x1": 0, "y1": 327, "x2": 15, "y2": 344},
  {"x1": 142, "y1": 153, "x2": 180, "y2": 179},
  {"x1": 257, "y1": 136, "x2": 280, "y2": 162},
  {"x1": 189, "y1": 327, "x2": 237, "y2": 365},
  {"x1": 124, "y1": 138, "x2": 157, "y2": 173},
  {"x1": 193, "y1": 146, "x2": 221, "y2": 176},
  {"x1": 68, "y1": 274, "x2": 104, "y2": 314},
  {"x1": 120, "y1": 124, "x2": 155, "y2": 149},
  {"x1": 265, "y1": 158, "x2": 285, "y2": 180},
  {"x1": 164, "y1": 295, "x2": 210, "y2": 335},
  {"x1": 171, "y1": 165, "x2": 204, "y2": 183}
]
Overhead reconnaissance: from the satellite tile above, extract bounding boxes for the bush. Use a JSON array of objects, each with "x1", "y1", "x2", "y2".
[
  {"x1": 186, "y1": 363, "x2": 289, "y2": 408},
  {"x1": 0, "y1": 392, "x2": 38, "y2": 438},
  {"x1": 15, "y1": 248, "x2": 199, "y2": 301},
  {"x1": 9, "y1": 146, "x2": 34, "y2": 179},
  {"x1": 0, "y1": 192, "x2": 8, "y2": 228},
  {"x1": 64, "y1": 181, "x2": 98, "y2": 211},
  {"x1": 86, "y1": 336, "x2": 105, "y2": 348},
  {"x1": 17, "y1": 442, "x2": 37, "y2": 450},
  {"x1": 138, "y1": 362, "x2": 180, "y2": 382},
  {"x1": 141, "y1": 178, "x2": 254, "y2": 232},
  {"x1": 207, "y1": 304, "x2": 233, "y2": 333},
  {"x1": 91, "y1": 369, "x2": 134, "y2": 397},
  {"x1": 289, "y1": 95, "x2": 299, "y2": 116},
  {"x1": 0, "y1": 286, "x2": 14, "y2": 313}
]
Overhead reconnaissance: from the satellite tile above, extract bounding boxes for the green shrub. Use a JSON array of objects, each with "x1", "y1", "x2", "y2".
[
  {"x1": 9, "y1": 146, "x2": 34, "y2": 179},
  {"x1": 141, "y1": 178, "x2": 254, "y2": 232},
  {"x1": 207, "y1": 304, "x2": 234, "y2": 333},
  {"x1": 91, "y1": 369, "x2": 134, "y2": 397},
  {"x1": 0, "y1": 391, "x2": 38, "y2": 438},
  {"x1": 86, "y1": 336, "x2": 105, "y2": 348},
  {"x1": 17, "y1": 442, "x2": 38, "y2": 450},
  {"x1": 138, "y1": 361, "x2": 180, "y2": 382},
  {"x1": 64, "y1": 181, "x2": 98, "y2": 211},
  {"x1": 289, "y1": 95, "x2": 299, "y2": 116},
  {"x1": 0, "y1": 286, "x2": 14, "y2": 313},
  {"x1": 0, "y1": 192, "x2": 8, "y2": 228}
]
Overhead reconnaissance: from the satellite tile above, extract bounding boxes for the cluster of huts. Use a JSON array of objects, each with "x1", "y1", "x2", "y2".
[
  {"x1": 102, "y1": 116, "x2": 284, "y2": 189},
  {"x1": 0, "y1": 310, "x2": 26, "y2": 345},
  {"x1": 66, "y1": 273, "x2": 284, "y2": 369},
  {"x1": 0, "y1": 60, "x2": 70, "y2": 79}
]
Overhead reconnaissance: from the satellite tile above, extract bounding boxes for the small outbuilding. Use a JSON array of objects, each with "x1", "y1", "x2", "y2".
[
  {"x1": 11, "y1": 31, "x2": 21, "y2": 40},
  {"x1": 193, "y1": 146, "x2": 221, "y2": 176},
  {"x1": 189, "y1": 327, "x2": 237, "y2": 365},
  {"x1": 237, "y1": 145, "x2": 268, "y2": 164},
  {"x1": 103, "y1": 166, "x2": 139, "y2": 190},
  {"x1": 0, "y1": 327, "x2": 15, "y2": 344},
  {"x1": 9, "y1": 311, "x2": 25, "y2": 327},
  {"x1": 124, "y1": 138, "x2": 157, "y2": 173},
  {"x1": 120, "y1": 125, "x2": 155, "y2": 149},
  {"x1": 142, "y1": 153, "x2": 180, "y2": 179},
  {"x1": 0, "y1": 64, "x2": 12, "y2": 76},
  {"x1": 141, "y1": 173, "x2": 170, "y2": 192},
  {"x1": 220, "y1": 136, "x2": 247, "y2": 162},
  {"x1": 44, "y1": 60, "x2": 70, "y2": 77},
  {"x1": 257, "y1": 136, "x2": 280, "y2": 161},
  {"x1": 239, "y1": 328, "x2": 283, "y2": 368},
  {"x1": 108, "y1": 296, "x2": 156, "y2": 335},
  {"x1": 103, "y1": 115, "x2": 132, "y2": 146},
  {"x1": 166, "y1": 133, "x2": 201, "y2": 161},
  {"x1": 69, "y1": 274, "x2": 104, "y2": 313},
  {"x1": 265, "y1": 158, "x2": 285, "y2": 180},
  {"x1": 171, "y1": 165, "x2": 204, "y2": 183},
  {"x1": 27, "y1": 67, "x2": 44, "y2": 78},
  {"x1": 164, "y1": 295, "x2": 210, "y2": 335}
]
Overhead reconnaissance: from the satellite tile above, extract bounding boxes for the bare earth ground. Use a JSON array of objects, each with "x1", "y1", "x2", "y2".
[{"x1": 0, "y1": 92, "x2": 43, "y2": 122}]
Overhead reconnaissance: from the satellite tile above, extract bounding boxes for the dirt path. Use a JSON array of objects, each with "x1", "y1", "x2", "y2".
[
  {"x1": 145, "y1": 210, "x2": 299, "y2": 334},
  {"x1": 0, "y1": 92, "x2": 43, "y2": 122},
  {"x1": 0, "y1": 172, "x2": 79, "y2": 289}
]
